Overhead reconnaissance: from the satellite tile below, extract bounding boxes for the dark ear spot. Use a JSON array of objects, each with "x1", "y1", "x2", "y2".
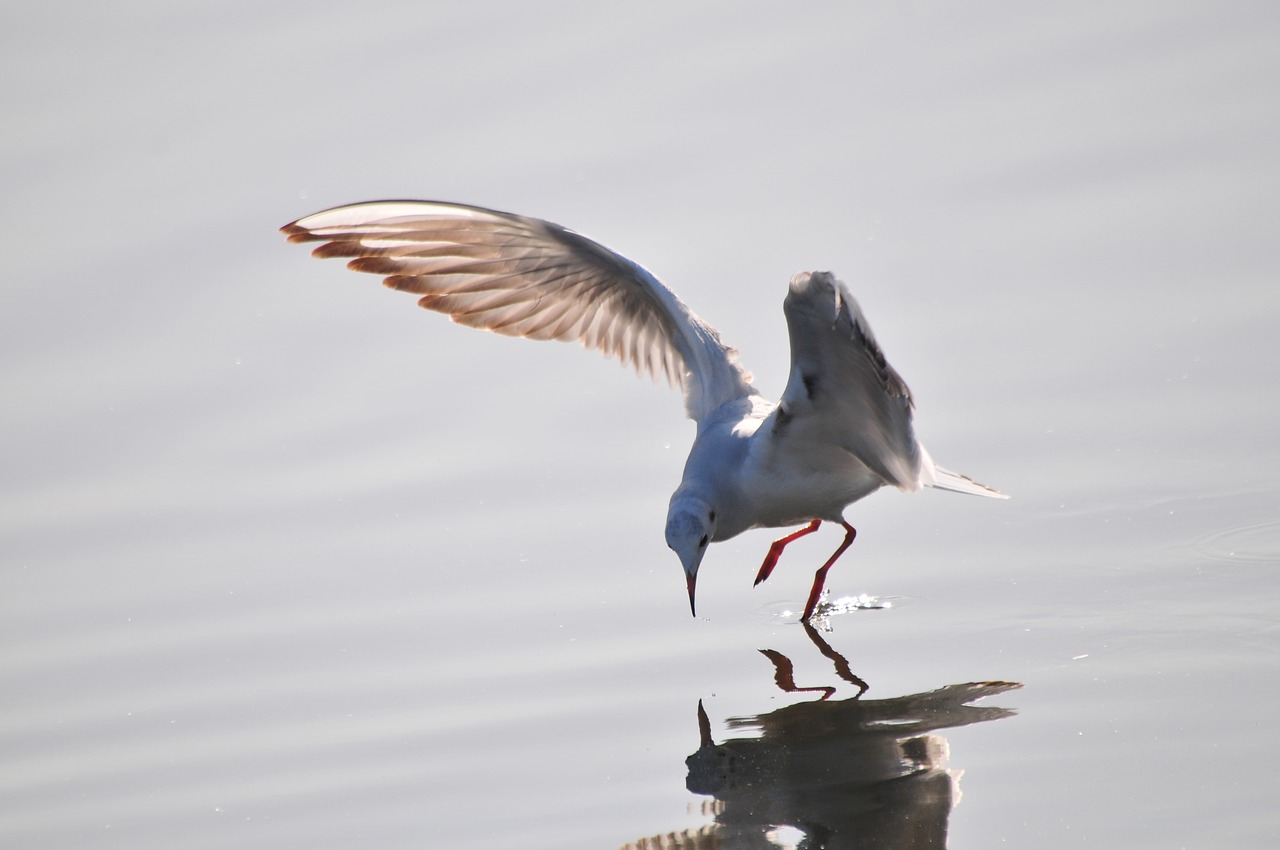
[{"x1": 709, "y1": 510, "x2": 716, "y2": 522}]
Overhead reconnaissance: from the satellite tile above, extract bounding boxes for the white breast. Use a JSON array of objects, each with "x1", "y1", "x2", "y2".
[{"x1": 740, "y1": 448, "x2": 885, "y2": 527}]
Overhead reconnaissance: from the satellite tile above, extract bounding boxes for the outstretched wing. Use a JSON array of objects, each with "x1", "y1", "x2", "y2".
[
  {"x1": 281, "y1": 201, "x2": 755, "y2": 422},
  {"x1": 773, "y1": 271, "x2": 926, "y2": 490}
]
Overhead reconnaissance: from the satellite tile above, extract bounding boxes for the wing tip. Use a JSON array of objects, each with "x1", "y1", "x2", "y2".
[
  {"x1": 347, "y1": 256, "x2": 401, "y2": 275},
  {"x1": 311, "y1": 241, "x2": 360, "y2": 258},
  {"x1": 281, "y1": 221, "x2": 317, "y2": 242}
]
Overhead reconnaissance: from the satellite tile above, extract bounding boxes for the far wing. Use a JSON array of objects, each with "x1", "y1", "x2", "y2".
[
  {"x1": 773, "y1": 271, "x2": 923, "y2": 489},
  {"x1": 282, "y1": 201, "x2": 755, "y2": 422}
]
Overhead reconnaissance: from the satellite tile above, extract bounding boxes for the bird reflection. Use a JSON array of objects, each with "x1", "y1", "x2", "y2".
[{"x1": 622, "y1": 629, "x2": 1020, "y2": 849}]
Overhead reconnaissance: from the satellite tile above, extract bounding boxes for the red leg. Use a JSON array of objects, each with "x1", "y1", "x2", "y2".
[
  {"x1": 754, "y1": 519, "x2": 821, "y2": 586},
  {"x1": 801, "y1": 520, "x2": 857, "y2": 621}
]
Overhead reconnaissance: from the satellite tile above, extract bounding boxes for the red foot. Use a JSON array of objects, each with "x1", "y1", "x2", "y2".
[{"x1": 754, "y1": 520, "x2": 821, "y2": 586}]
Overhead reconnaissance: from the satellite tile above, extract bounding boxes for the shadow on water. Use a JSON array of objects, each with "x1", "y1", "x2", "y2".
[{"x1": 625, "y1": 627, "x2": 1021, "y2": 849}]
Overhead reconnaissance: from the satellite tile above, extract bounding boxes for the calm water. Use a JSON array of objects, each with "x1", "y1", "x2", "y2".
[{"x1": 4, "y1": 2, "x2": 1279, "y2": 848}]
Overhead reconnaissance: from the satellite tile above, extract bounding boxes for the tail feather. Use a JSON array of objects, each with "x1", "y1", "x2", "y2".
[{"x1": 930, "y1": 466, "x2": 1008, "y2": 499}]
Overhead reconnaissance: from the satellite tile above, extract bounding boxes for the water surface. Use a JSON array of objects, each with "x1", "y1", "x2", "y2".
[{"x1": 3, "y1": 2, "x2": 1279, "y2": 848}]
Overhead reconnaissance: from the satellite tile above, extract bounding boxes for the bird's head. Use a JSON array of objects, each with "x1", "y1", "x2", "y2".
[{"x1": 665, "y1": 496, "x2": 716, "y2": 616}]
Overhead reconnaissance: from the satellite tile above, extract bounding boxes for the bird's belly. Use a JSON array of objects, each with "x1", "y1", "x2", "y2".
[{"x1": 744, "y1": 467, "x2": 883, "y2": 528}]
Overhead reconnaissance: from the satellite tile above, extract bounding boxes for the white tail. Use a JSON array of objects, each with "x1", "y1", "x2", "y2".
[{"x1": 930, "y1": 466, "x2": 1008, "y2": 499}]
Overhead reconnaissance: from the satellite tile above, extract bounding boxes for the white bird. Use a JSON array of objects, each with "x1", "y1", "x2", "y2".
[{"x1": 282, "y1": 201, "x2": 1006, "y2": 621}]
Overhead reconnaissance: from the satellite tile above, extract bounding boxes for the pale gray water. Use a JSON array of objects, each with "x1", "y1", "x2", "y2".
[{"x1": 3, "y1": 2, "x2": 1279, "y2": 848}]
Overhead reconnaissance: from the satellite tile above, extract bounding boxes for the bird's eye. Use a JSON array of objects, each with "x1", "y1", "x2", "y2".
[{"x1": 699, "y1": 535, "x2": 709, "y2": 547}]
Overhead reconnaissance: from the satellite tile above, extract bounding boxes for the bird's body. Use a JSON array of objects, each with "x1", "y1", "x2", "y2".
[
  {"x1": 676, "y1": 395, "x2": 880, "y2": 537},
  {"x1": 282, "y1": 200, "x2": 1005, "y2": 620}
]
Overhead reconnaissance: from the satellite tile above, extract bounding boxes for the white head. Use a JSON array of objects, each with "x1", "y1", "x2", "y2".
[{"x1": 665, "y1": 495, "x2": 716, "y2": 616}]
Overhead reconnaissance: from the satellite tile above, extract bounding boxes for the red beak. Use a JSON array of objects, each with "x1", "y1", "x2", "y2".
[{"x1": 686, "y1": 572, "x2": 698, "y2": 617}]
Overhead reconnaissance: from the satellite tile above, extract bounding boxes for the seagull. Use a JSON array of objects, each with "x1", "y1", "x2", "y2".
[{"x1": 282, "y1": 201, "x2": 1006, "y2": 621}]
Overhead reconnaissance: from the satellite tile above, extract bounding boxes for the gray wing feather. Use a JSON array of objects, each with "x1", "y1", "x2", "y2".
[
  {"x1": 774, "y1": 271, "x2": 923, "y2": 489},
  {"x1": 282, "y1": 201, "x2": 755, "y2": 422}
]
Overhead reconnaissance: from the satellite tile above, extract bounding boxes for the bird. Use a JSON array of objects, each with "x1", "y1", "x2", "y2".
[{"x1": 281, "y1": 200, "x2": 1006, "y2": 622}]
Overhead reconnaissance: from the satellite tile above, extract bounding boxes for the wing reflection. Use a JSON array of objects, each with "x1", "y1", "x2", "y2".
[{"x1": 623, "y1": 631, "x2": 1020, "y2": 850}]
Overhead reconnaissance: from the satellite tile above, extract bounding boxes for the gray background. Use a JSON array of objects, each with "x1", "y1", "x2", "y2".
[{"x1": 4, "y1": 2, "x2": 1278, "y2": 848}]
